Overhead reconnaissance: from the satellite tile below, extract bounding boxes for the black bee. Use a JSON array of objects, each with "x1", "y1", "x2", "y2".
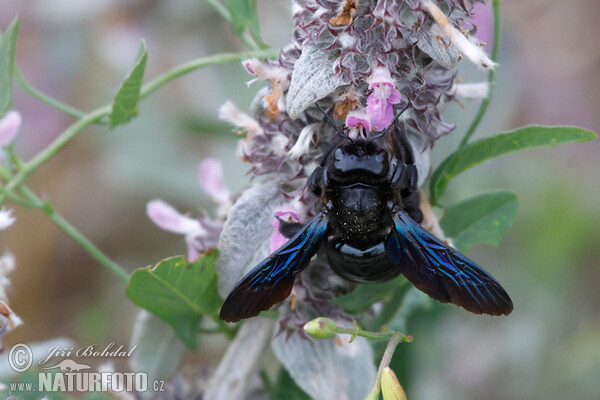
[{"x1": 219, "y1": 113, "x2": 513, "y2": 322}]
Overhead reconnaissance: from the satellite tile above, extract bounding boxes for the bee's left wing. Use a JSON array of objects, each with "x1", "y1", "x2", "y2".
[
  {"x1": 219, "y1": 212, "x2": 329, "y2": 322},
  {"x1": 386, "y1": 209, "x2": 513, "y2": 316}
]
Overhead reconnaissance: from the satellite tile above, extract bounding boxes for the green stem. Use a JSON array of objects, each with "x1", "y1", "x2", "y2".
[
  {"x1": 14, "y1": 48, "x2": 276, "y2": 129},
  {"x1": 14, "y1": 68, "x2": 91, "y2": 121},
  {"x1": 203, "y1": 0, "x2": 263, "y2": 50},
  {"x1": 458, "y1": 0, "x2": 501, "y2": 149},
  {"x1": 364, "y1": 333, "x2": 402, "y2": 400},
  {"x1": 0, "y1": 166, "x2": 40, "y2": 208},
  {"x1": 17, "y1": 184, "x2": 130, "y2": 283},
  {"x1": 2, "y1": 49, "x2": 279, "y2": 203},
  {"x1": 2, "y1": 106, "x2": 111, "y2": 198},
  {"x1": 205, "y1": 0, "x2": 232, "y2": 22},
  {"x1": 140, "y1": 48, "x2": 278, "y2": 98},
  {"x1": 1, "y1": 48, "x2": 278, "y2": 280},
  {"x1": 336, "y1": 324, "x2": 412, "y2": 342},
  {"x1": 0, "y1": 184, "x2": 34, "y2": 207}
]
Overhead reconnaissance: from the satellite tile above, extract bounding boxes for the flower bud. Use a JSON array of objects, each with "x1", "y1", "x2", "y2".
[
  {"x1": 303, "y1": 317, "x2": 337, "y2": 339},
  {"x1": 381, "y1": 367, "x2": 407, "y2": 400}
]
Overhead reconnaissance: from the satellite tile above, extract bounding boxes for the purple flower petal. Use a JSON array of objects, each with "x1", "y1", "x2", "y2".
[
  {"x1": 0, "y1": 111, "x2": 22, "y2": 147},
  {"x1": 199, "y1": 158, "x2": 230, "y2": 205},
  {"x1": 270, "y1": 206, "x2": 300, "y2": 252},
  {"x1": 346, "y1": 111, "x2": 372, "y2": 131},
  {"x1": 146, "y1": 200, "x2": 200, "y2": 234},
  {"x1": 472, "y1": 1, "x2": 493, "y2": 49},
  {"x1": 185, "y1": 241, "x2": 202, "y2": 262},
  {"x1": 365, "y1": 70, "x2": 402, "y2": 131},
  {"x1": 368, "y1": 67, "x2": 395, "y2": 90}
]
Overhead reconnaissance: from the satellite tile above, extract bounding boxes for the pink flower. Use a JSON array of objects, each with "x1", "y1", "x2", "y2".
[
  {"x1": 365, "y1": 68, "x2": 402, "y2": 131},
  {"x1": 147, "y1": 158, "x2": 230, "y2": 261},
  {"x1": 270, "y1": 206, "x2": 301, "y2": 252},
  {"x1": 0, "y1": 111, "x2": 22, "y2": 147},
  {"x1": 147, "y1": 200, "x2": 221, "y2": 262},
  {"x1": 345, "y1": 111, "x2": 371, "y2": 132},
  {"x1": 199, "y1": 158, "x2": 230, "y2": 205}
]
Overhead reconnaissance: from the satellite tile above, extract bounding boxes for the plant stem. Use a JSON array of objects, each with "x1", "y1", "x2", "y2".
[
  {"x1": 458, "y1": 0, "x2": 501, "y2": 149},
  {"x1": 336, "y1": 323, "x2": 413, "y2": 342},
  {"x1": 0, "y1": 166, "x2": 40, "y2": 207},
  {"x1": 203, "y1": 0, "x2": 263, "y2": 50},
  {"x1": 140, "y1": 48, "x2": 278, "y2": 98},
  {"x1": 2, "y1": 48, "x2": 278, "y2": 279},
  {"x1": 1, "y1": 106, "x2": 111, "y2": 199},
  {"x1": 364, "y1": 333, "x2": 403, "y2": 400},
  {"x1": 14, "y1": 48, "x2": 277, "y2": 128},
  {"x1": 14, "y1": 68, "x2": 91, "y2": 121},
  {"x1": 0, "y1": 183, "x2": 34, "y2": 208},
  {"x1": 2, "y1": 49, "x2": 279, "y2": 204},
  {"x1": 17, "y1": 184, "x2": 130, "y2": 283},
  {"x1": 205, "y1": 0, "x2": 232, "y2": 22}
]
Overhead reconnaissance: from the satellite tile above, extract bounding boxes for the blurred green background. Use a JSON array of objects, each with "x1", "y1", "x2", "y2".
[{"x1": 0, "y1": 1, "x2": 599, "y2": 399}]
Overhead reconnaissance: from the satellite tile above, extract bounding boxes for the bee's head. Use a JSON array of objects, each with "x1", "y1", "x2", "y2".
[{"x1": 330, "y1": 139, "x2": 389, "y2": 179}]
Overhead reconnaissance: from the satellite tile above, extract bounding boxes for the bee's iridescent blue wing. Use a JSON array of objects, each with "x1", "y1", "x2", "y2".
[
  {"x1": 219, "y1": 212, "x2": 329, "y2": 322},
  {"x1": 386, "y1": 209, "x2": 513, "y2": 316}
]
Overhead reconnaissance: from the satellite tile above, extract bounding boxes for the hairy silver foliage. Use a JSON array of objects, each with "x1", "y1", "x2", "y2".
[
  {"x1": 215, "y1": 180, "x2": 286, "y2": 297},
  {"x1": 205, "y1": 318, "x2": 275, "y2": 400},
  {"x1": 129, "y1": 311, "x2": 185, "y2": 392},
  {"x1": 272, "y1": 324, "x2": 376, "y2": 400},
  {"x1": 287, "y1": 45, "x2": 348, "y2": 119}
]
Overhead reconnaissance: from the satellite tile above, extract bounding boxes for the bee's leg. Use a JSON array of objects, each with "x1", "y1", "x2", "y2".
[
  {"x1": 308, "y1": 165, "x2": 328, "y2": 197},
  {"x1": 390, "y1": 122, "x2": 423, "y2": 223}
]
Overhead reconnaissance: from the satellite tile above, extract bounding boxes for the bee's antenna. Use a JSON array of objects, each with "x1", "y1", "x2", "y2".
[
  {"x1": 314, "y1": 102, "x2": 345, "y2": 136},
  {"x1": 368, "y1": 102, "x2": 411, "y2": 143},
  {"x1": 385, "y1": 102, "x2": 410, "y2": 133}
]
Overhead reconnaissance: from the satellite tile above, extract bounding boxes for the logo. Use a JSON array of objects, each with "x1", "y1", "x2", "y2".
[
  {"x1": 41, "y1": 359, "x2": 91, "y2": 372},
  {"x1": 6, "y1": 343, "x2": 165, "y2": 394},
  {"x1": 8, "y1": 343, "x2": 33, "y2": 373}
]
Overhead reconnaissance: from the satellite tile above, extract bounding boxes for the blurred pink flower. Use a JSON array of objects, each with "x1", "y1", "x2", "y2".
[
  {"x1": 199, "y1": 158, "x2": 230, "y2": 205},
  {"x1": 270, "y1": 207, "x2": 300, "y2": 252},
  {"x1": 147, "y1": 200, "x2": 221, "y2": 262},
  {"x1": 365, "y1": 67, "x2": 402, "y2": 131},
  {"x1": 0, "y1": 111, "x2": 22, "y2": 147},
  {"x1": 472, "y1": 1, "x2": 494, "y2": 49},
  {"x1": 346, "y1": 111, "x2": 372, "y2": 132}
]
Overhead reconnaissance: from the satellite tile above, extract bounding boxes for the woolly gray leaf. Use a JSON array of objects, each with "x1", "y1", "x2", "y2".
[
  {"x1": 129, "y1": 310, "x2": 185, "y2": 391},
  {"x1": 215, "y1": 180, "x2": 286, "y2": 297},
  {"x1": 406, "y1": 29, "x2": 462, "y2": 69},
  {"x1": 272, "y1": 324, "x2": 376, "y2": 400},
  {"x1": 204, "y1": 318, "x2": 275, "y2": 400},
  {"x1": 286, "y1": 45, "x2": 347, "y2": 119}
]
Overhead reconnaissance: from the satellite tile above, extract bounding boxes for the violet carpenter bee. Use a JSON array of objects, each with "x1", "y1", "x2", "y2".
[{"x1": 219, "y1": 113, "x2": 513, "y2": 322}]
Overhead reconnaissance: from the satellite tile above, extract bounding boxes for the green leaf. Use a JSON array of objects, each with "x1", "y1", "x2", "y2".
[
  {"x1": 225, "y1": 0, "x2": 266, "y2": 47},
  {"x1": 441, "y1": 191, "x2": 519, "y2": 253},
  {"x1": 333, "y1": 276, "x2": 405, "y2": 315},
  {"x1": 109, "y1": 40, "x2": 148, "y2": 128},
  {"x1": 126, "y1": 251, "x2": 222, "y2": 350},
  {"x1": 0, "y1": 16, "x2": 20, "y2": 116},
  {"x1": 430, "y1": 126, "x2": 597, "y2": 203}
]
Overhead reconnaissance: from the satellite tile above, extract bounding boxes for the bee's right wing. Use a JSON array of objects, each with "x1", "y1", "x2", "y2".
[
  {"x1": 219, "y1": 212, "x2": 329, "y2": 322},
  {"x1": 386, "y1": 209, "x2": 513, "y2": 316}
]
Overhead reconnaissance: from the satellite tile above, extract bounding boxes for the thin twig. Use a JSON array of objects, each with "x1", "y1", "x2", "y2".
[
  {"x1": 458, "y1": 0, "x2": 501, "y2": 148},
  {"x1": 364, "y1": 333, "x2": 403, "y2": 400}
]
